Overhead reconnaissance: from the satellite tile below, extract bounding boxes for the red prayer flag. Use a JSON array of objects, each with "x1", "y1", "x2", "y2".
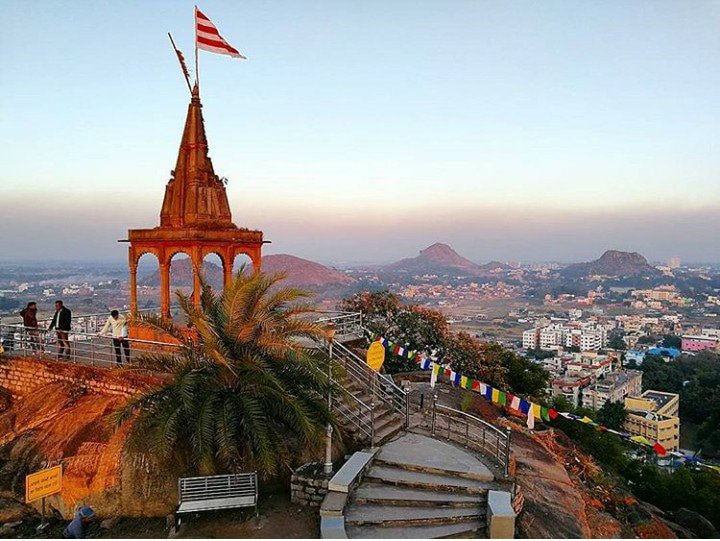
[
  {"x1": 652, "y1": 442, "x2": 667, "y2": 456},
  {"x1": 196, "y1": 7, "x2": 246, "y2": 59},
  {"x1": 549, "y1": 409, "x2": 558, "y2": 420}
]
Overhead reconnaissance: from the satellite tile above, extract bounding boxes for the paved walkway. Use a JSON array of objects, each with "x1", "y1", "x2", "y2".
[{"x1": 376, "y1": 432, "x2": 494, "y2": 481}]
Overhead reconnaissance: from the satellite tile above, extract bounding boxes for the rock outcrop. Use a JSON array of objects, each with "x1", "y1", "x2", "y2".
[
  {"x1": 0, "y1": 358, "x2": 177, "y2": 519},
  {"x1": 561, "y1": 250, "x2": 660, "y2": 278}
]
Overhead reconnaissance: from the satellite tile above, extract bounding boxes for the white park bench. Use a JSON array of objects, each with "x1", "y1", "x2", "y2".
[{"x1": 177, "y1": 473, "x2": 258, "y2": 517}]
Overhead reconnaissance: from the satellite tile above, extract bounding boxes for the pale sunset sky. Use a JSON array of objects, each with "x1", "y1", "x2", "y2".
[{"x1": 1, "y1": 1, "x2": 719, "y2": 264}]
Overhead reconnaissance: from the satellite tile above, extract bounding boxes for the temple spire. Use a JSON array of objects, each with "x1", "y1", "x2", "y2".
[{"x1": 160, "y1": 83, "x2": 234, "y2": 228}]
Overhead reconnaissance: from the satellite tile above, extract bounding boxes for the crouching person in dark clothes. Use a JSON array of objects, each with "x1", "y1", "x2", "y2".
[{"x1": 63, "y1": 506, "x2": 96, "y2": 539}]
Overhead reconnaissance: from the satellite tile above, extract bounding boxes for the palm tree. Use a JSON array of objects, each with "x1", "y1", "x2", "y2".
[{"x1": 116, "y1": 268, "x2": 338, "y2": 477}]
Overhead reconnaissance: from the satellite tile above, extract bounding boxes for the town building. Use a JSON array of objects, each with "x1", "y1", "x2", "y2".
[
  {"x1": 551, "y1": 375, "x2": 591, "y2": 408},
  {"x1": 523, "y1": 321, "x2": 607, "y2": 352},
  {"x1": 624, "y1": 390, "x2": 680, "y2": 451},
  {"x1": 681, "y1": 334, "x2": 720, "y2": 352},
  {"x1": 522, "y1": 328, "x2": 539, "y2": 350},
  {"x1": 581, "y1": 370, "x2": 643, "y2": 410}
]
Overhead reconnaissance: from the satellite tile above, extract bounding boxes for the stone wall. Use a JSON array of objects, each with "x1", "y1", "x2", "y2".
[
  {"x1": 0, "y1": 357, "x2": 162, "y2": 400},
  {"x1": 290, "y1": 462, "x2": 330, "y2": 507}
]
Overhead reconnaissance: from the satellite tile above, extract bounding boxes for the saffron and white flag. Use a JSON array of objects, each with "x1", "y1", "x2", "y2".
[{"x1": 195, "y1": 7, "x2": 246, "y2": 59}]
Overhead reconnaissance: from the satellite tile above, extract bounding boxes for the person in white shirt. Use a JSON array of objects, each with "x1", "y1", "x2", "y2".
[{"x1": 98, "y1": 310, "x2": 130, "y2": 365}]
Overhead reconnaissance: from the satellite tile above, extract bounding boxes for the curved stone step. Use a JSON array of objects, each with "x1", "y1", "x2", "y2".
[
  {"x1": 345, "y1": 503, "x2": 484, "y2": 527},
  {"x1": 352, "y1": 484, "x2": 482, "y2": 508},
  {"x1": 346, "y1": 519, "x2": 485, "y2": 539},
  {"x1": 365, "y1": 465, "x2": 497, "y2": 494}
]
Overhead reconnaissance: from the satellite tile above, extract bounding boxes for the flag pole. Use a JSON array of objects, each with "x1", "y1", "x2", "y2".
[
  {"x1": 168, "y1": 33, "x2": 192, "y2": 93},
  {"x1": 194, "y1": 6, "x2": 200, "y2": 89}
]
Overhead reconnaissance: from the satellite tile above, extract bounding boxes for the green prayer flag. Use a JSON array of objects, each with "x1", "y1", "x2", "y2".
[
  {"x1": 498, "y1": 391, "x2": 507, "y2": 406},
  {"x1": 541, "y1": 407, "x2": 550, "y2": 422}
]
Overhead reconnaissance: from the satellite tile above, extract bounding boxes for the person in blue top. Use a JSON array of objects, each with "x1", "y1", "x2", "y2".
[{"x1": 63, "y1": 506, "x2": 96, "y2": 539}]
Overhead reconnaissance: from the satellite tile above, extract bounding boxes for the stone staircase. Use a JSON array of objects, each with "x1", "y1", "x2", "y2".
[
  {"x1": 344, "y1": 433, "x2": 504, "y2": 538},
  {"x1": 314, "y1": 338, "x2": 406, "y2": 447},
  {"x1": 336, "y1": 376, "x2": 405, "y2": 446}
]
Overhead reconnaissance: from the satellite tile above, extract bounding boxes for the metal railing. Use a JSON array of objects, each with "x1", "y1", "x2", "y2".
[
  {"x1": 0, "y1": 323, "x2": 181, "y2": 369},
  {"x1": 0, "y1": 308, "x2": 158, "y2": 334},
  {"x1": 427, "y1": 395, "x2": 511, "y2": 476},
  {"x1": 316, "y1": 339, "x2": 409, "y2": 429},
  {"x1": 315, "y1": 311, "x2": 363, "y2": 338},
  {"x1": 314, "y1": 340, "x2": 376, "y2": 447}
]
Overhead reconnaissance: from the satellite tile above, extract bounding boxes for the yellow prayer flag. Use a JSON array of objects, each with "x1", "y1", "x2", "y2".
[
  {"x1": 532, "y1": 404, "x2": 542, "y2": 419},
  {"x1": 491, "y1": 388, "x2": 500, "y2": 403}
]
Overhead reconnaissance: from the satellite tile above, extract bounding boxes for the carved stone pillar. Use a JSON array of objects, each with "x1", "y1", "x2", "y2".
[
  {"x1": 251, "y1": 252, "x2": 261, "y2": 273},
  {"x1": 129, "y1": 265, "x2": 138, "y2": 315},
  {"x1": 192, "y1": 258, "x2": 202, "y2": 308},
  {"x1": 160, "y1": 263, "x2": 171, "y2": 319},
  {"x1": 223, "y1": 261, "x2": 234, "y2": 290}
]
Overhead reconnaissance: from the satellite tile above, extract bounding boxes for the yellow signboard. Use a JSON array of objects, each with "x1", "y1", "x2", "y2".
[
  {"x1": 366, "y1": 342, "x2": 386, "y2": 372},
  {"x1": 26, "y1": 465, "x2": 62, "y2": 503}
]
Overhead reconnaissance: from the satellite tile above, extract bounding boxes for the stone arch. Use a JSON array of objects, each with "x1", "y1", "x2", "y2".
[
  {"x1": 232, "y1": 251, "x2": 255, "y2": 277},
  {"x1": 134, "y1": 252, "x2": 160, "y2": 312},
  {"x1": 168, "y1": 251, "x2": 194, "y2": 316},
  {"x1": 200, "y1": 252, "x2": 224, "y2": 292}
]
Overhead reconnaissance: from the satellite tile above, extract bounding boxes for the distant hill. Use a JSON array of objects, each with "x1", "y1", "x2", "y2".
[
  {"x1": 561, "y1": 250, "x2": 660, "y2": 278},
  {"x1": 139, "y1": 254, "x2": 355, "y2": 289},
  {"x1": 261, "y1": 254, "x2": 356, "y2": 288},
  {"x1": 384, "y1": 243, "x2": 504, "y2": 276},
  {"x1": 478, "y1": 260, "x2": 513, "y2": 273}
]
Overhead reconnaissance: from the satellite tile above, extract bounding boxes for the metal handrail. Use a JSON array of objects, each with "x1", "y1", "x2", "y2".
[
  {"x1": 315, "y1": 312, "x2": 363, "y2": 337},
  {"x1": 331, "y1": 341, "x2": 408, "y2": 418},
  {"x1": 316, "y1": 339, "x2": 408, "y2": 429},
  {"x1": 0, "y1": 322, "x2": 181, "y2": 369},
  {"x1": 318, "y1": 341, "x2": 375, "y2": 446},
  {"x1": 429, "y1": 397, "x2": 511, "y2": 477},
  {"x1": 0, "y1": 307, "x2": 158, "y2": 329}
]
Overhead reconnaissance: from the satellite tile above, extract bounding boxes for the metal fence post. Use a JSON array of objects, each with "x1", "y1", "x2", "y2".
[
  {"x1": 431, "y1": 394, "x2": 438, "y2": 436},
  {"x1": 403, "y1": 386, "x2": 411, "y2": 429},
  {"x1": 504, "y1": 426, "x2": 512, "y2": 477},
  {"x1": 370, "y1": 402, "x2": 376, "y2": 448}
]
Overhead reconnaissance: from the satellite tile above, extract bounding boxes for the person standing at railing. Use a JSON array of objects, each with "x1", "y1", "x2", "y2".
[
  {"x1": 98, "y1": 310, "x2": 129, "y2": 366},
  {"x1": 19, "y1": 301, "x2": 42, "y2": 353},
  {"x1": 48, "y1": 300, "x2": 72, "y2": 360}
]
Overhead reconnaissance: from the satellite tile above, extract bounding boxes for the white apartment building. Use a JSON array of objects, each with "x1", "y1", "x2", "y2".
[
  {"x1": 524, "y1": 322, "x2": 607, "y2": 352},
  {"x1": 540, "y1": 326, "x2": 565, "y2": 349},
  {"x1": 522, "y1": 329, "x2": 539, "y2": 350},
  {"x1": 565, "y1": 328, "x2": 606, "y2": 351}
]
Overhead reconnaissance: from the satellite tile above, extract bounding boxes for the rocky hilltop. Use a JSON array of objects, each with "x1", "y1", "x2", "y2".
[
  {"x1": 561, "y1": 250, "x2": 659, "y2": 278},
  {"x1": 385, "y1": 243, "x2": 505, "y2": 276},
  {"x1": 261, "y1": 254, "x2": 355, "y2": 288}
]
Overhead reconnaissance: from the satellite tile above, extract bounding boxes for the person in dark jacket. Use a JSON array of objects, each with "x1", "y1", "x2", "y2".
[
  {"x1": 63, "y1": 506, "x2": 96, "y2": 539},
  {"x1": 48, "y1": 300, "x2": 72, "y2": 360},
  {"x1": 19, "y1": 301, "x2": 41, "y2": 352}
]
